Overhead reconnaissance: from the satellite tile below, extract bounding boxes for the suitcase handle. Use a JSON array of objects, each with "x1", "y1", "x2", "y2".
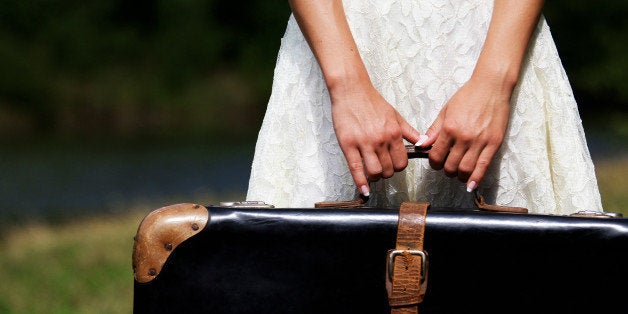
[{"x1": 315, "y1": 145, "x2": 529, "y2": 213}]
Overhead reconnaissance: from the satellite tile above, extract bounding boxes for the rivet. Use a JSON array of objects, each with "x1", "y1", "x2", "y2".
[
  {"x1": 165, "y1": 243, "x2": 173, "y2": 251},
  {"x1": 192, "y1": 223, "x2": 199, "y2": 231},
  {"x1": 149, "y1": 268, "x2": 157, "y2": 276}
]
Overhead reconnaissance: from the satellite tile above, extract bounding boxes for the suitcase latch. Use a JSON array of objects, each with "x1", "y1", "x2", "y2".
[
  {"x1": 219, "y1": 201, "x2": 275, "y2": 208},
  {"x1": 569, "y1": 210, "x2": 623, "y2": 218}
]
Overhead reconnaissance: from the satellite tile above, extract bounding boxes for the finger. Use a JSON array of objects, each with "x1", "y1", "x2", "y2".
[
  {"x1": 390, "y1": 137, "x2": 408, "y2": 172},
  {"x1": 361, "y1": 148, "x2": 383, "y2": 182},
  {"x1": 457, "y1": 144, "x2": 483, "y2": 183},
  {"x1": 443, "y1": 142, "x2": 468, "y2": 178},
  {"x1": 376, "y1": 148, "x2": 395, "y2": 179},
  {"x1": 427, "y1": 112, "x2": 451, "y2": 171},
  {"x1": 344, "y1": 148, "x2": 371, "y2": 196},
  {"x1": 428, "y1": 135, "x2": 452, "y2": 171},
  {"x1": 419, "y1": 112, "x2": 443, "y2": 148},
  {"x1": 465, "y1": 146, "x2": 498, "y2": 192},
  {"x1": 397, "y1": 114, "x2": 421, "y2": 145}
]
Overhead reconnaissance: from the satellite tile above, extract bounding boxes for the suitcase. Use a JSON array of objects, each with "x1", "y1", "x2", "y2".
[{"x1": 132, "y1": 201, "x2": 628, "y2": 314}]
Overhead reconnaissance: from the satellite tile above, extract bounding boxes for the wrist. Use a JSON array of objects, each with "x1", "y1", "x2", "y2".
[
  {"x1": 324, "y1": 67, "x2": 373, "y2": 99},
  {"x1": 471, "y1": 58, "x2": 521, "y2": 92}
]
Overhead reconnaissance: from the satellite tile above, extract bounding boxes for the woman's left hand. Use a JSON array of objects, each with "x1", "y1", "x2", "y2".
[
  {"x1": 417, "y1": 0, "x2": 544, "y2": 192},
  {"x1": 419, "y1": 74, "x2": 513, "y2": 191}
]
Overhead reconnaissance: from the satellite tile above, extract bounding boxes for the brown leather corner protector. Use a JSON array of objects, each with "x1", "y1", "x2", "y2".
[{"x1": 132, "y1": 203, "x2": 209, "y2": 283}]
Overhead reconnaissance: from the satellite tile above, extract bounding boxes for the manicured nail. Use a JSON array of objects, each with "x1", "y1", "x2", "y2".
[
  {"x1": 466, "y1": 181, "x2": 477, "y2": 193},
  {"x1": 360, "y1": 185, "x2": 370, "y2": 197},
  {"x1": 415, "y1": 134, "x2": 429, "y2": 147}
]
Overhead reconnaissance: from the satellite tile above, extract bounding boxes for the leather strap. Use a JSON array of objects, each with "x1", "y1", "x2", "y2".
[
  {"x1": 387, "y1": 202, "x2": 429, "y2": 314},
  {"x1": 314, "y1": 194, "x2": 367, "y2": 208},
  {"x1": 473, "y1": 190, "x2": 528, "y2": 213}
]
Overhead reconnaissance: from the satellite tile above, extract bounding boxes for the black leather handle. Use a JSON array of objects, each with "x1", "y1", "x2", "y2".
[{"x1": 406, "y1": 145, "x2": 431, "y2": 159}]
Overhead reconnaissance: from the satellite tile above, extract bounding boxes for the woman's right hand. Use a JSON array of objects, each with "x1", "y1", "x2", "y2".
[
  {"x1": 289, "y1": 0, "x2": 420, "y2": 196},
  {"x1": 329, "y1": 80, "x2": 421, "y2": 196}
]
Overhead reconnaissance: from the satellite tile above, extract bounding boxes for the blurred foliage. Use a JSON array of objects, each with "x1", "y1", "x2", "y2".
[
  {"x1": 0, "y1": 0, "x2": 625, "y2": 142},
  {"x1": 543, "y1": 0, "x2": 628, "y2": 119},
  {"x1": 0, "y1": 0, "x2": 291, "y2": 141}
]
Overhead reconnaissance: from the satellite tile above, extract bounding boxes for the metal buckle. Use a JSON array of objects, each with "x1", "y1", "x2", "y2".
[{"x1": 386, "y1": 249, "x2": 428, "y2": 290}]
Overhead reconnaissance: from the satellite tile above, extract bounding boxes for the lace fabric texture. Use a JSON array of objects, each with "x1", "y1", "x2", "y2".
[{"x1": 246, "y1": 0, "x2": 603, "y2": 215}]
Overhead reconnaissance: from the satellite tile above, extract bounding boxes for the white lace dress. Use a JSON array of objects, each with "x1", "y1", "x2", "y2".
[{"x1": 246, "y1": 0, "x2": 603, "y2": 215}]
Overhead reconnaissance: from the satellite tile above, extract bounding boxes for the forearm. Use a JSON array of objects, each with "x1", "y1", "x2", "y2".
[
  {"x1": 288, "y1": 0, "x2": 371, "y2": 94},
  {"x1": 473, "y1": 0, "x2": 545, "y2": 90}
]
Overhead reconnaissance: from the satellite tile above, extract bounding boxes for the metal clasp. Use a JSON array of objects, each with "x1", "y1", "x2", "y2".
[
  {"x1": 219, "y1": 201, "x2": 275, "y2": 208},
  {"x1": 569, "y1": 210, "x2": 623, "y2": 218},
  {"x1": 386, "y1": 249, "x2": 428, "y2": 289}
]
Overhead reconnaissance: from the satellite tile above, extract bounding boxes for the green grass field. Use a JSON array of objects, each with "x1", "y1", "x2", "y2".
[
  {"x1": 596, "y1": 158, "x2": 628, "y2": 216},
  {"x1": 0, "y1": 158, "x2": 626, "y2": 314},
  {"x1": 0, "y1": 210, "x2": 147, "y2": 313}
]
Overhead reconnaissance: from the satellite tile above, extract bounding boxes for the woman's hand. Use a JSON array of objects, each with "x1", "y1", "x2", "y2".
[
  {"x1": 419, "y1": 0, "x2": 544, "y2": 192},
  {"x1": 329, "y1": 80, "x2": 421, "y2": 196},
  {"x1": 420, "y1": 74, "x2": 512, "y2": 191},
  {"x1": 289, "y1": 0, "x2": 421, "y2": 196}
]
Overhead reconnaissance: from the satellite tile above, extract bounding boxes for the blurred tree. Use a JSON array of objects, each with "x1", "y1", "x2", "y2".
[
  {"x1": 543, "y1": 0, "x2": 628, "y2": 117},
  {"x1": 0, "y1": 0, "x2": 624, "y2": 142}
]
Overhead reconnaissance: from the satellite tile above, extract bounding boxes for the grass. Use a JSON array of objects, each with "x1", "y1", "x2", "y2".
[
  {"x1": 596, "y1": 157, "x2": 628, "y2": 217},
  {"x1": 0, "y1": 210, "x2": 147, "y2": 314},
  {"x1": 0, "y1": 157, "x2": 626, "y2": 313}
]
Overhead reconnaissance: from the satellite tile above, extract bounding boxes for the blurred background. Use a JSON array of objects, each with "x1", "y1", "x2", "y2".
[{"x1": 0, "y1": 0, "x2": 626, "y2": 312}]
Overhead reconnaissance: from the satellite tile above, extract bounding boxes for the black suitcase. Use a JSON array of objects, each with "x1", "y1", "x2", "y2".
[{"x1": 132, "y1": 201, "x2": 628, "y2": 314}]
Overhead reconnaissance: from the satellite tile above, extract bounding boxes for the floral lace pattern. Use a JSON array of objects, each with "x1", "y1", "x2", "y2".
[{"x1": 246, "y1": 0, "x2": 603, "y2": 215}]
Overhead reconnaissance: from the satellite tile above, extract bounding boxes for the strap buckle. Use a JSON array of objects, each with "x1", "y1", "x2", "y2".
[{"x1": 386, "y1": 249, "x2": 429, "y2": 296}]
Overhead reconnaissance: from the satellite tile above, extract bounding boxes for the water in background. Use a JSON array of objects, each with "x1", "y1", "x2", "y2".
[{"x1": 0, "y1": 140, "x2": 255, "y2": 225}]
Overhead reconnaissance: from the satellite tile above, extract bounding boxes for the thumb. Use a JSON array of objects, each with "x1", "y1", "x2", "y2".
[
  {"x1": 397, "y1": 113, "x2": 421, "y2": 145},
  {"x1": 419, "y1": 113, "x2": 443, "y2": 148}
]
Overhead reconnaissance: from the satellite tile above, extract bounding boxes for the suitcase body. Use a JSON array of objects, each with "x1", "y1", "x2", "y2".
[{"x1": 132, "y1": 204, "x2": 628, "y2": 314}]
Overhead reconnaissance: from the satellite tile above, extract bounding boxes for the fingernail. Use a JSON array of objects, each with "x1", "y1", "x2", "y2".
[
  {"x1": 466, "y1": 181, "x2": 477, "y2": 193},
  {"x1": 360, "y1": 185, "x2": 370, "y2": 197},
  {"x1": 415, "y1": 134, "x2": 429, "y2": 147}
]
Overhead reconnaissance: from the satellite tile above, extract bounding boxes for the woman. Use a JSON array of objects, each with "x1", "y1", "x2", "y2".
[{"x1": 246, "y1": 0, "x2": 603, "y2": 215}]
